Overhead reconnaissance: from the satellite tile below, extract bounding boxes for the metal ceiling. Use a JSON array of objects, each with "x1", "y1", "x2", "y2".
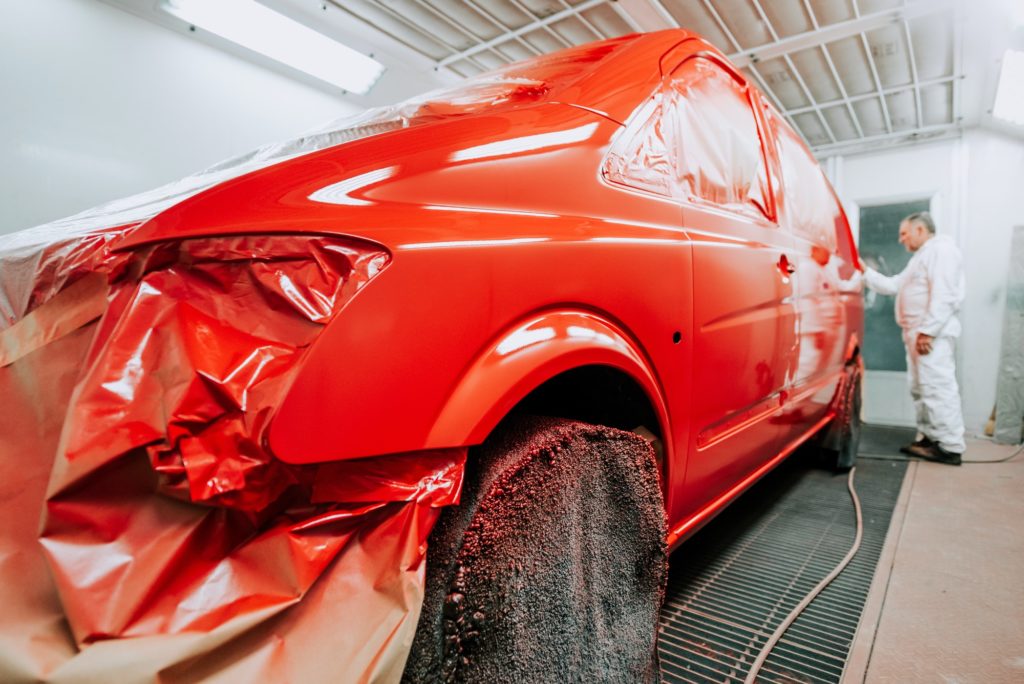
[{"x1": 330, "y1": 0, "x2": 964, "y2": 156}]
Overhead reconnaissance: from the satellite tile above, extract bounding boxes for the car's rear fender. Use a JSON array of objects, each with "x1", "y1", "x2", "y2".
[{"x1": 426, "y1": 310, "x2": 671, "y2": 451}]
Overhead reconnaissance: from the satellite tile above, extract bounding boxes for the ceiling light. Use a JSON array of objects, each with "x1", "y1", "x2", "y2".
[
  {"x1": 160, "y1": 0, "x2": 385, "y2": 95},
  {"x1": 993, "y1": 49, "x2": 1024, "y2": 126}
]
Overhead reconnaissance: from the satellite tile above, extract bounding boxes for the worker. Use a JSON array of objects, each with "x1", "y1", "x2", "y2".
[{"x1": 862, "y1": 211, "x2": 966, "y2": 465}]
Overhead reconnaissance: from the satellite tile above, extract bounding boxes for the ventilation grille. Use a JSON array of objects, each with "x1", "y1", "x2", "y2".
[{"x1": 659, "y1": 451, "x2": 907, "y2": 683}]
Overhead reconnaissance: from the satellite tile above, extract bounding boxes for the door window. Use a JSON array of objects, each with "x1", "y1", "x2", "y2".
[
  {"x1": 667, "y1": 58, "x2": 772, "y2": 220},
  {"x1": 604, "y1": 57, "x2": 772, "y2": 222},
  {"x1": 775, "y1": 122, "x2": 838, "y2": 251}
]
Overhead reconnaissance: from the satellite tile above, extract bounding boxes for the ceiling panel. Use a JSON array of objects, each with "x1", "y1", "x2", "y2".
[
  {"x1": 550, "y1": 15, "x2": 597, "y2": 43},
  {"x1": 825, "y1": 36, "x2": 877, "y2": 97},
  {"x1": 921, "y1": 83, "x2": 953, "y2": 126},
  {"x1": 910, "y1": 12, "x2": 954, "y2": 81},
  {"x1": 822, "y1": 105, "x2": 860, "y2": 141},
  {"x1": 790, "y1": 46, "x2": 842, "y2": 103},
  {"x1": 864, "y1": 24, "x2": 913, "y2": 88},
  {"x1": 580, "y1": 3, "x2": 633, "y2": 36},
  {"x1": 794, "y1": 111, "x2": 830, "y2": 146},
  {"x1": 521, "y1": 29, "x2": 567, "y2": 53},
  {"x1": 710, "y1": 0, "x2": 775, "y2": 49},
  {"x1": 661, "y1": 2, "x2": 733, "y2": 52},
  {"x1": 756, "y1": 58, "x2": 810, "y2": 110},
  {"x1": 852, "y1": 97, "x2": 889, "y2": 137},
  {"x1": 761, "y1": 0, "x2": 814, "y2": 39},
  {"x1": 808, "y1": 0, "x2": 854, "y2": 25},
  {"x1": 857, "y1": 0, "x2": 902, "y2": 14},
  {"x1": 886, "y1": 89, "x2": 918, "y2": 131},
  {"x1": 469, "y1": 0, "x2": 529, "y2": 28}
]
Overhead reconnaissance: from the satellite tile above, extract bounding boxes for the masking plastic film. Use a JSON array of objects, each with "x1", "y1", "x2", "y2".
[
  {"x1": 603, "y1": 57, "x2": 770, "y2": 222},
  {"x1": 0, "y1": 229, "x2": 467, "y2": 683}
]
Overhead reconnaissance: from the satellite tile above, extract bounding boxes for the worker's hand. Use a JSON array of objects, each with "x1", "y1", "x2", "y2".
[{"x1": 915, "y1": 333, "x2": 934, "y2": 355}]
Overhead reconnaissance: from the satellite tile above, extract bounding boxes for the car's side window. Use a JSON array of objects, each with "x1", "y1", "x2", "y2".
[
  {"x1": 666, "y1": 58, "x2": 772, "y2": 221},
  {"x1": 603, "y1": 57, "x2": 773, "y2": 222},
  {"x1": 775, "y1": 119, "x2": 837, "y2": 251},
  {"x1": 602, "y1": 91, "x2": 678, "y2": 199}
]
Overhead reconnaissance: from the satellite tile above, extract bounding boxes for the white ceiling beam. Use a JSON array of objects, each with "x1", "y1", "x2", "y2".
[
  {"x1": 437, "y1": 0, "x2": 607, "y2": 67},
  {"x1": 903, "y1": 20, "x2": 924, "y2": 130},
  {"x1": 612, "y1": 0, "x2": 677, "y2": 32},
  {"x1": 691, "y1": 0, "x2": 800, "y2": 134},
  {"x1": 801, "y1": 0, "x2": 865, "y2": 138},
  {"x1": 784, "y1": 75, "x2": 958, "y2": 115},
  {"x1": 556, "y1": 0, "x2": 604, "y2": 41},
  {"x1": 859, "y1": 32, "x2": 894, "y2": 133},
  {"x1": 609, "y1": 1, "x2": 645, "y2": 33},
  {"x1": 461, "y1": 0, "x2": 549, "y2": 56},
  {"x1": 727, "y1": 0, "x2": 956, "y2": 68},
  {"x1": 362, "y1": 0, "x2": 494, "y2": 72},
  {"x1": 851, "y1": 0, "x2": 892, "y2": 134},
  {"x1": 747, "y1": 0, "x2": 837, "y2": 143},
  {"x1": 504, "y1": 0, "x2": 573, "y2": 50},
  {"x1": 409, "y1": 0, "x2": 525, "y2": 62},
  {"x1": 812, "y1": 123, "x2": 962, "y2": 156}
]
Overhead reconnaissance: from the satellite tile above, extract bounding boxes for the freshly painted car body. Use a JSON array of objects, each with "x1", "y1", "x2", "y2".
[{"x1": 115, "y1": 29, "x2": 863, "y2": 548}]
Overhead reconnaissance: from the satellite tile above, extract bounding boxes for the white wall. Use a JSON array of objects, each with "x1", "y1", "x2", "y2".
[
  {"x1": 827, "y1": 129, "x2": 1024, "y2": 432},
  {"x1": 0, "y1": 0, "x2": 363, "y2": 235}
]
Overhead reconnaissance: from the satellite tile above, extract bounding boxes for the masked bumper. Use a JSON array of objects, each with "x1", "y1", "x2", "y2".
[{"x1": 0, "y1": 230, "x2": 465, "y2": 683}]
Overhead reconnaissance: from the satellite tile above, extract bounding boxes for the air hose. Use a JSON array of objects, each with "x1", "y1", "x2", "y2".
[{"x1": 743, "y1": 466, "x2": 863, "y2": 684}]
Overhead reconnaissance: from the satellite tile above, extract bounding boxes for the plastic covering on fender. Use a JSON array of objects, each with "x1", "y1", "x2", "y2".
[{"x1": 0, "y1": 231, "x2": 466, "y2": 682}]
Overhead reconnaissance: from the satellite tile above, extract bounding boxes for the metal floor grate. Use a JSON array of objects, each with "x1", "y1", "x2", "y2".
[{"x1": 658, "y1": 449, "x2": 907, "y2": 683}]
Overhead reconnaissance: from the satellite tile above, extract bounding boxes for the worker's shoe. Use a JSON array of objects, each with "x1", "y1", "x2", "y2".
[
  {"x1": 906, "y1": 442, "x2": 962, "y2": 466},
  {"x1": 899, "y1": 436, "x2": 933, "y2": 455}
]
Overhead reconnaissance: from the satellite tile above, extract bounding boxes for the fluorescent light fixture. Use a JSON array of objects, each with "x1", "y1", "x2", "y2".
[
  {"x1": 993, "y1": 49, "x2": 1024, "y2": 126},
  {"x1": 161, "y1": 0, "x2": 385, "y2": 94}
]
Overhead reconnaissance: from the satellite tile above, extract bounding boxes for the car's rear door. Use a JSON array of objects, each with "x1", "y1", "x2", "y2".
[{"x1": 669, "y1": 55, "x2": 798, "y2": 521}]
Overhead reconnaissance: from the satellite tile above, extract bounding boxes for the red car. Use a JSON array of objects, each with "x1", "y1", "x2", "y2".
[{"x1": 0, "y1": 29, "x2": 861, "y2": 682}]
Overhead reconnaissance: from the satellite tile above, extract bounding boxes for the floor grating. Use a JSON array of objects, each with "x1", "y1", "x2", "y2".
[{"x1": 659, "y1": 432, "x2": 908, "y2": 683}]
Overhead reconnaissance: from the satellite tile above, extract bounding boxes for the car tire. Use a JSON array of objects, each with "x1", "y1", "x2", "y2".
[
  {"x1": 829, "y1": 366, "x2": 862, "y2": 471},
  {"x1": 402, "y1": 415, "x2": 667, "y2": 683}
]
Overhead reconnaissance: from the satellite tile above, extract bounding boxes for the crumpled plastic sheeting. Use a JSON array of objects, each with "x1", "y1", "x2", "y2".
[
  {"x1": 0, "y1": 234, "x2": 467, "y2": 682},
  {"x1": 57, "y1": 236, "x2": 392, "y2": 514},
  {"x1": 603, "y1": 57, "x2": 771, "y2": 221}
]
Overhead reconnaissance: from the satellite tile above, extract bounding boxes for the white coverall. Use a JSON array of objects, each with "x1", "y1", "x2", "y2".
[{"x1": 864, "y1": 235, "x2": 966, "y2": 453}]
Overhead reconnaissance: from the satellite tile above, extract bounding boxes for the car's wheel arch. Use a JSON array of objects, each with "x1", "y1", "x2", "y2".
[{"x1": 427, "y1": 309, "x2": 671, "y2": 463}]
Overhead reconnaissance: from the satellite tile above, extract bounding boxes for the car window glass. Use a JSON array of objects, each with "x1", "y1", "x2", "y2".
[
  {"x1": 775, "y1": 120, "x2": 837, "y2": 251},
  {"x1": 602, "y1": 92, "x2": 677, "y2": 198},
  {"x1": 668, "y1": 58, "x2": 771, "y2": 220}
]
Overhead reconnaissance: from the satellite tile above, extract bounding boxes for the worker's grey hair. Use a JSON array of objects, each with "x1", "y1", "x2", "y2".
[{"x1": 903, "y1": 211, "x2": 936, "y2": 234}]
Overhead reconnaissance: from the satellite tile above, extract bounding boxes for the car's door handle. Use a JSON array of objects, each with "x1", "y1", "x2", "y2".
[{"x1": 777, "y1": 254, "x2": 796, "y2": 275}]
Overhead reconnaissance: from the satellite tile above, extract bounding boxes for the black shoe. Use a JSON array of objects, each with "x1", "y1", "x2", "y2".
[
  {"x1": 899, "y1": 436, "x2": 933, "y2": 455},
  {"x1": 906, "y1": 443, "x2": 962, "y2": 466}
]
